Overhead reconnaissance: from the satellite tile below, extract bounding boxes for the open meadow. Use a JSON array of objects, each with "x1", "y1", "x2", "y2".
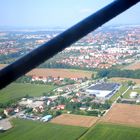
[
  {"x1": 0, "y1": 119, "x2": 87, "y2": 140},
  {"x1": 0, "y1": 83, "x2": 55, "y2": 103},
  {"x1": 80, "y1": 123, "x2": 140, "y2": 140},
  {"x1": 123, "y1": 88, "x2": 140, "y2": 98},
  {"x1": 109, "y1": 85, "x2": 128, "y2": 102}
]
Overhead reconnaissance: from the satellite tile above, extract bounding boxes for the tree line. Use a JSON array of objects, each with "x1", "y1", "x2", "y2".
[{"x1": 97, "y1": 69, "x2": 140, "y2": 79}]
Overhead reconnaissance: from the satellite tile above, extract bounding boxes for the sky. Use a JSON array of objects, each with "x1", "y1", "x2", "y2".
[{"x1": 0, "y1": 0, "x2": 140, "y2": 28}]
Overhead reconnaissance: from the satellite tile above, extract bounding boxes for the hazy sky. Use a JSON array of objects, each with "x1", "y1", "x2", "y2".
[{"x1": 0, "y1": 0, "x2": 140, "y2": 27}]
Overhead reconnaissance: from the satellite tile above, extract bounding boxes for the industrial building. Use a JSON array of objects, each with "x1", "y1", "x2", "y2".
[{"x1": 86, "y1": 83, "x2": 120, "y2": 99}]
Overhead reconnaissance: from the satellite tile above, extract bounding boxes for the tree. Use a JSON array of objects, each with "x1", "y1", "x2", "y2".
[
  {"x1": 86, "y1": 110, "x2": 99, "y2": 116},
  {"x1": 53, "y1": 110, "x2": 61, "y2": 117},
  {"x1": 91, "y1": 73, "x2": 94, "y2": 79},
  {"x1": 127, "y1": 81, "x2": 135, "y2": 86},
  {"x1": 25, "y1": 108, "x2": 33, "y2": 113}
]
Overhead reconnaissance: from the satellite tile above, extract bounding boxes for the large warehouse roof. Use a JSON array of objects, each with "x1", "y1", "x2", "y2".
[{"x1": 88, "y1": 83, "x2": 119, "y2": 91}]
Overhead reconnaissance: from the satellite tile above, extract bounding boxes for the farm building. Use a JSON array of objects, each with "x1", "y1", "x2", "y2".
[
  {"x1": 130, "y1": 92, "x2": 138, "y2": 98},
  {"x1": 41, "y1": 115, "x2": 52, "y2": 122},
  {"x1": 86, "y1": 83, "x2": 120, "y2": 99}
]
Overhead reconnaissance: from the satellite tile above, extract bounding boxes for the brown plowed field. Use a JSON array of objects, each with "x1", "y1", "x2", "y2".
[
  {"x1": 102, "y1": 103, "x2": 140, "y2": 127},
  {"x1": 0, "y1": 64, "x2": 92, "y2": 79},
  {"x1": 27, "y1": 68, "x2": 92, "y2": 79},
  {"x1": 51, "y1": 114, "x2": 98, "y2": 127},
  {"x1": 125, "y1": 62, "x2": 140, "y2": 70},
  {"x1": 110, "y1": 77, "x2": 140, "y2": 84}
]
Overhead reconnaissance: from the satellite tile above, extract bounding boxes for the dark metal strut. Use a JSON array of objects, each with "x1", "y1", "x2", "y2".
[{"x1": 0, "y1": 0, "x2": 139, "y2": 89}]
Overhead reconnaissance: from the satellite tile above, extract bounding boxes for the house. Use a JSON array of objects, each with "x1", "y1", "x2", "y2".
[
  {"x1": 57, "y1": 105, "x2": 65, "y2": 110},
  {"x1": 33, "y1": 105, "x2": 44, "y2": 113},
  {"x1": 47, "y1": 76, "x2": 54, "y2": 82},
  {"x1": 79, "y1": 106, "x2": 87, "y2": 111},
  {"x1": 76, "y1": 92, "x2": 81, "y2": 97},
  {"x1": 130, "y1": 92, "x2": 138, "y2": 98},
  {"x1": 14, "y1": 108, "x2": 20, "y2": 113},
  {"x1": 47, "y1": 100, "x2": 51, "y2": 106},
  {"x1": 70, "y1": 98, "x2": 80, "y2": 103},
  {"x1": 4, "y1": 108, "x2": 15, "y2": 116},
  {"x1": 57, "y1": 88, "x2": 64, "y2": 92}
]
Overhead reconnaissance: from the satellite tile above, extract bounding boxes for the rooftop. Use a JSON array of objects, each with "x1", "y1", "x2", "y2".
[{"x1": 88, "y1": 83, "x2": 119, "y2": 91}]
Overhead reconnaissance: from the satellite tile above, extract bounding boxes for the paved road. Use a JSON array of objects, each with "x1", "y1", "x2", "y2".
[{"x1": 49, "y1": 82, "x2": 89, "y2": 100}]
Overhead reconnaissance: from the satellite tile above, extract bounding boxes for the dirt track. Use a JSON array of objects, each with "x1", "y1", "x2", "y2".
[
  {"x1": 102, "y1": 103, "x2": 140, "y2": 127},
  {"x1": 51, "y1": 114, "x2": 98, "y2": 127}
]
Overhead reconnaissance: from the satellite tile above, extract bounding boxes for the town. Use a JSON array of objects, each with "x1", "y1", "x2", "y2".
[
  {"x1": 0, "y1": 25, "x2": 140, "y2": 140},
  {"x1": 0, "y1": 25, "x2": 140, "y2": 69}
]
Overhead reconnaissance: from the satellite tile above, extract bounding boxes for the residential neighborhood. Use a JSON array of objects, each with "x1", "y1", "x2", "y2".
[{"x1": 0, "y1": 26, "x2": 140, "y2": 69}]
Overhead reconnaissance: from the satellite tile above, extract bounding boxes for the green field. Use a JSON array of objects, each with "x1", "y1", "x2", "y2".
[
  {"x1": 110, "y1": 85, "x2": 128, "y2": 102},
  {"x1": 123, "y1": 88, "x2": 140, "y2": 98},
  {"x1": 0, "y1": 119, "x2": 87, "y2": 140},
  {"x1": 80, "y1": 123, "x2": 140, "y2": 140},
  {"x1": 0, "y1": 83, "x2": 56, "y2": 103}
]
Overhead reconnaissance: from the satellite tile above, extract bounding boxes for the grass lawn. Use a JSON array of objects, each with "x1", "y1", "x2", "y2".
[
  {"x1": 80, "y1": 123, "x2": 140, "y2": 140},
  {"x1": 110, "y1": 85, "x2": 128, "y2": 102},
  {"x1": 0, "y1": 119, "x2": 87, "y2": 140},
  {"x1": 123, "y1": 88, "x2": 140, "y2": 98},
  {"x1": 0, "y1": 83, "x2": 56, "y2": 103}
]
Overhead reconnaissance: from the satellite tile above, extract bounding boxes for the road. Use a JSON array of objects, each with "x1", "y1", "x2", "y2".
[{"x1": 49, "y1": 81, "x2": 90, "y2": 100}]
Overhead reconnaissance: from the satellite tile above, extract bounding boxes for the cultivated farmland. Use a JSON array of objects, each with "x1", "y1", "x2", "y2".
[
  {"x1": 124, "y1": 61, "x2": 140, "y2": 70},
  {"x1": 51, "y1": 114, "x2": 98, "y2": 127},
  {"x1": 80, "y1": 123, "x2": 140, "y2": 140},
  {"x1": 27, "y1": 68, "x2": 92, "y2": 79},
  {"x1": 0, "y1": 64, "x2": 93, "y2": 79},
  {"x1": 102, "y1": 103, "x2": 140, "y2": 127},
  {"x1": 0, "y1": 119, "x2": 87, "y2": 140},
  {"x1": 109, "y1": 77, "x2": 140, "y2": 84},
  {"x1": 0, "y1": 83, "x2": 55, "y2": 103}
]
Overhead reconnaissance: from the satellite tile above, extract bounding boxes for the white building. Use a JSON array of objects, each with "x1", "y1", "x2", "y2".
[
  {"x1": 130, "y1": 92, "x2": 138, "y2": 98},
  {"x1": 86, "y1": 83, "x2": 120, "y2": 99}
]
